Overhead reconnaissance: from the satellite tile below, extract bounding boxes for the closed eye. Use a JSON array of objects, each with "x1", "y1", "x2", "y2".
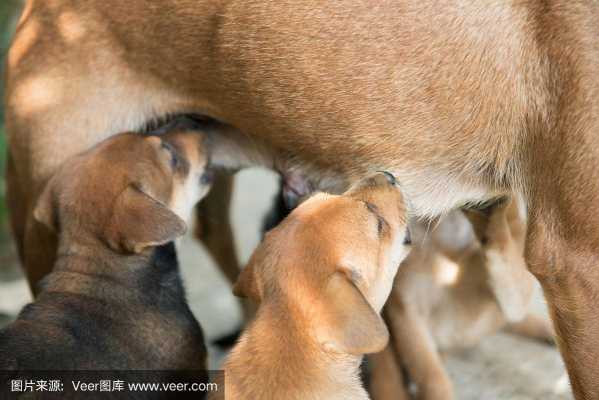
[
  {"x1": 364, "y1": 201, "x2": 389, "y2": 237},
  {"x1": 160, "y1": 141, "x2": 190, "y2": 175},
  {"x1": 161, "y1": 141, "x2": 180, "y2": 169}
]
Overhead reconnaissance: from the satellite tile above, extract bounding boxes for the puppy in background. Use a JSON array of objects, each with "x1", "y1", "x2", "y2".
[
  {"x1": 0, "y1": 130, "x2": 211, "y2": 372},
  {"x1": 369, "y1": 198, "x2": 554, "y2": 400},
  {"x1": 221, "y1": 172, "x2": 411, "y2": 400}
]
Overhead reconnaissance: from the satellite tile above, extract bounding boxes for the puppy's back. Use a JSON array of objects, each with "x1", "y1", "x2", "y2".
[{"x1": 0, "y1": 243, "x2": 206, "y2": 371}]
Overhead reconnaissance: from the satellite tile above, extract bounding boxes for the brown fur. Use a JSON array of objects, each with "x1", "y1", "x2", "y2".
[
  {"x1": 222, "y1": 172, "x2": 411, "y2": 400},
  {"x1": 195, "y1": 171, "x2": 241, "y2": 287},
  {"x1": 0, "y1": 130, "x2": 210, "y2": 371},
  {"x1": 4, "y1": 1, "x2": 599, "y2": 396},
  {"x1": 370, "y1": 199, "x2": 554, "y2": 400}
]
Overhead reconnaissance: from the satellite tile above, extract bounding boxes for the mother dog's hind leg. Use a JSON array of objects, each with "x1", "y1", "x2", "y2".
[
  {"x1": 526, "y1": 204, "x2": 599, "y2": 398},
  {"x1": 525, "y1": 125, "x2": 599, "y2": 398}
]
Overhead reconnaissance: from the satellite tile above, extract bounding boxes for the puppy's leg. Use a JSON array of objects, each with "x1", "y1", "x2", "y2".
[
  {"x1": 194, "y1": 172, "x2": 257, "y2": 324},
  {"x1": 505, "y1": 314, "x2": 555, "y2": 345},
  {"x1": 465, "y1": 201, "x2": 534, "y2": 323},
  {"x1": 195, "y1": 171, "x2": 241, "y2": 286},
  {"x1": 368, "y1": 345, "x2": 411, "y2": 400},
  {"x1": 386, "y1": 303, "x2": 453, "y2": 400}
]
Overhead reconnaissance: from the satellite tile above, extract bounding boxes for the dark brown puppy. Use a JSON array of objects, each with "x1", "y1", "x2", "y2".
[{"x1": 0, "y1": 130, "x2": 211, "y2": 371}]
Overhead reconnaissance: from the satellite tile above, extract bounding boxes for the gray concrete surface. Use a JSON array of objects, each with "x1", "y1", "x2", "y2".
[{"x1": 0, "y1": 168, "x2": 572, "y2": 399}]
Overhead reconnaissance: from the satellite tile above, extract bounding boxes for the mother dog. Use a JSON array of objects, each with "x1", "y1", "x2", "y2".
[{"x1": 4, "y1": 1, "x2": 598, "y2": 398}]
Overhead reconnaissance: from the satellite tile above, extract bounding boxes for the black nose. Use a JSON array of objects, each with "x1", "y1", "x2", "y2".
[
  {"x1": 403, "y1": 228, "x2": 412, "y2": 245},
  {"x1": 200, "y1": 169, "x2": 214, "y2": 185},
  {"x1": 377, "y1": 171, "x2": 397, "y2": 185}
]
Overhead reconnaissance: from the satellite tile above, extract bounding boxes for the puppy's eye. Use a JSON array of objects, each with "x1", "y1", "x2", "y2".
[
  {"x1": 376, "y1": 216, "x2": 390, "y2": 236},
  {"x1": 161, "y1": 142, "x2": 180, "y2": 170},
  {"x1": 364, "y1": 201, "x2": 389, "y2": 237}
]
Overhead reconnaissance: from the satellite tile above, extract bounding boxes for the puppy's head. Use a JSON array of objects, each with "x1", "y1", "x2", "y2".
[
  {"x1": 235, "y1": 171, "x2": 410, "y2": 355},
  {"x1": 34, "y1": 130, "x2": 212, "y2": 254}
]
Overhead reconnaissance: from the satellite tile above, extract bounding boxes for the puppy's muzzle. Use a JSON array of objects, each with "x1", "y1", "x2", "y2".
[
  {"x1": 376, "y1": 170, "x2": 397, "y2": 186},
  {"x1": 352, "y1": 171, "x2": 398, "y2": 190}
]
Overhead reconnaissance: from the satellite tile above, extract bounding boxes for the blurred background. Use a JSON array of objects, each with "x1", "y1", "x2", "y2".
[
  {"x1": 0, "y1": 2, "x2": 573, "y2": 399},
  {"x1": 0, "y1": 0, "x2": 25, "y2": 327}
]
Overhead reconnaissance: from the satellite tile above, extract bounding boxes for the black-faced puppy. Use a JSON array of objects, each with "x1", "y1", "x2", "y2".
[
  {"x1": 0, "y1": 130, "x2": 211, "y2": 371},
  {"x1": 222, "y1": 172, "x2": 411, "y2": 400}
]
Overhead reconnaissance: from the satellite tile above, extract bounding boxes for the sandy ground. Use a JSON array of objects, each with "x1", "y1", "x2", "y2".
[{"x1": 0, "y1": 168, "x2": 573, "y2": 399}]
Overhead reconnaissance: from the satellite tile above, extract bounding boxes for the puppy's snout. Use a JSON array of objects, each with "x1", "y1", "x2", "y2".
[
  {"x1": 364, "y1": 171, "x2": 397, "y2": 189},
  {"x1": 345, "y1": 172, "x2": 402, "y2": 201}
]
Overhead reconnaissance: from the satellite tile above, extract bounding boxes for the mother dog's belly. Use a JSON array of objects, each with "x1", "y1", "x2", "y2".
[
  {"x1": 210, "y1": 122, "x2": 509, "y2": 219},
  {"x1": 394, "y1": 168, "x2": 500, "y2": 218}
]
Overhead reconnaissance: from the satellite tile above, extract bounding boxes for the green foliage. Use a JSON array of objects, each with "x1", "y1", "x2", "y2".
[
  {"x1": 0, "y1": 126, "x2": 7, "y2": 229},
  {"x1": 0, "y1": 1, "x2": 21, "y2": 230}
]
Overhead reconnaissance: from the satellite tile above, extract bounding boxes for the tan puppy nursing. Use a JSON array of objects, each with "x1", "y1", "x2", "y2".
[
  {"x1": 369, "y1": 199, "x2": 554, "y2": 400},
  {"x1": 221, "y1": 172, "x2": 411, "y2": 400}
]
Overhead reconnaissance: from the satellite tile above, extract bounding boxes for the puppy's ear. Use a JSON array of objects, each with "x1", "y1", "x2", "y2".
[
  {"x1": 315, "y1": 272, "x2": 389, "y2": 355},
  {"x1": 33, "y1": 178, "x2": 58, "y2": 232},
  {"x1": 233, "y1": 258, "x2": 260, "y2": 301},
  {"x1": 103, "y1": 184, "x2": 187, "y2": 253}
]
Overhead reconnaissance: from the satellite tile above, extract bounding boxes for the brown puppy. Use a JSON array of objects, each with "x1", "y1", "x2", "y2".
[
  {"x1": 5, "y1": 2, "x2": 599, "y2": 396},
  {"x1": 370, "y1": 199, "x2": 554, "y2": 400},
  {"x1": 0, "y1": 130, "x2": 211, "y2": 372},
  {"x1": 221, "y1": 172, "x2": 411, "y2": 400}
]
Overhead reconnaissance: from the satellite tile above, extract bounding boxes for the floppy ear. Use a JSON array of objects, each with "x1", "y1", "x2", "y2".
[
  {"x1": 315, "y1": 272, "x2": 389, "y2": 355},
  {"x1": 103, "y1": 184, "x2": 187, "y2": 253},
  {"x1": 233, "y1": 258, "x2": 260, "y2": 301},
  {"x1": 33, "y1": 178, "x2": 58, "y2": 232}
]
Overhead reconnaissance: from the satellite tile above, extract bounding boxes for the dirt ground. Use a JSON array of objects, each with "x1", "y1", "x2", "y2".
[{"x1": 0, "y1": 168, "x2": 572, "y2": 399}]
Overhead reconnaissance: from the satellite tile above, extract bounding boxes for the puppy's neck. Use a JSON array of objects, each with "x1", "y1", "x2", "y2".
[
  {"x1": 225, "y1": 301, "x2": 368, "y2": 400},
  {"x1": 39, "y1": 238, "x2": 183, "y2": 303}
]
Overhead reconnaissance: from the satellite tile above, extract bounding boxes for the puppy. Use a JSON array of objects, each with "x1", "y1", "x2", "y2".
[
  {"x1": 0, "y1": 130, "x2": 211, "y2": 372},
  {"x1": 370, "y1": 199, "x2": 554, "y2": 400},
  {"x1": 221, "y1": 172, "x2": 411, "y2": 400}
]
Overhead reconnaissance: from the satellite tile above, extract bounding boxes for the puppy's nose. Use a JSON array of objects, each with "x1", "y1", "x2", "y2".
[
  {"x1": 365, "y1": 171, "x2": 397, "y2": 187},
  {"x1": 200, "y1": 169, "x2": 214, "y2": 186},
  {"x1": 346, "y1": 171, "x2": 401, "y2": 197},
  {"x1": 403, "y1": 228, "x2": 412, "y2": 245},
  {"x1": 376, "y1": 171, "x2": 397, "y2": 185}
]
